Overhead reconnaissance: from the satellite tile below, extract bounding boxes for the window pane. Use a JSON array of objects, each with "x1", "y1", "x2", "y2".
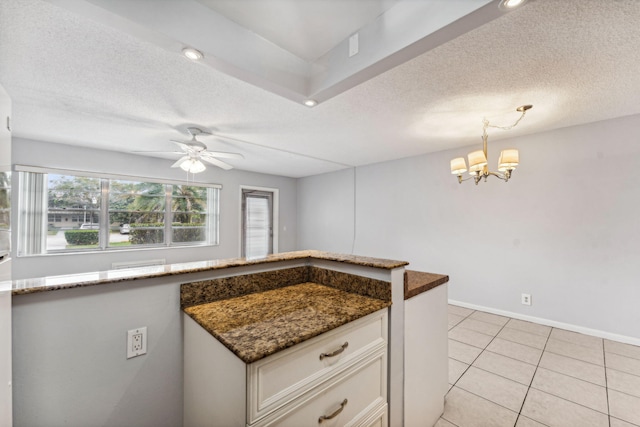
[
  {"x1": 172, "y1": 185, "x2": 208, "y2": 244},
  {"x1": 109, "y1": 180, "x2": 166, "y2": 247},
  {"x1": 47, "y1": 174, "x2": 101, "y2": 251}
]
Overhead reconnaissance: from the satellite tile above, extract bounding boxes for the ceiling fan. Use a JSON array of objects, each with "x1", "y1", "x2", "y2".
[{"x1": 137, "y1": 127, "x2": 244, "y2": 173}]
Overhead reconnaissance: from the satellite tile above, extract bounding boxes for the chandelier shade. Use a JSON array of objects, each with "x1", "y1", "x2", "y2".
[
  {"x1": 467, "y1": 150, "x2": 488, "y2": 174},
  {"x1": 450, "y1": 157, "x2": 468, "y2": 175},
  {"x1": 498, "y1": 149, "x2": 519, "y2": 172}
]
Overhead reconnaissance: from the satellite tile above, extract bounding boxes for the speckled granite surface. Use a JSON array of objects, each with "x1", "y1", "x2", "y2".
[
  {"x1": 183, "y1": 282, "x2": 390, "y2": 363},
  {"x1": 11, "y1": 250, "x2": 407, "y2": 295},
  {"x1": 309, "y1": 267, "x2": 391, "y2": 302},
  {"x1": 404, "y1": 270, "x2": 449, "y2": 300},
  {"x1": 181, "y1": 266, "x2": 391, "y2": 308},
  {"x1": 181, "y1": 267, "x2": 309, "y2": 308}
]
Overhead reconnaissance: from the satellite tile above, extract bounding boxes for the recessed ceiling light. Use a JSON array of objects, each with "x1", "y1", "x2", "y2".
[
  {"x1": 182, "y1": 47, "x2": 204, "y2": 61},
  {"x1": 303, "y1": 99, "x2": 318, "y2": 107},
  {"x1": 499, "y1": 0, "x2": 527, "y2": 10}
]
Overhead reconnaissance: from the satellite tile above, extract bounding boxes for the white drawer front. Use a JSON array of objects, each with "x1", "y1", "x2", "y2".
[
  {"x1": 252, "y1": 348, "x2": 387, "y2": 427},
  {"x1": 346, "y1": 402, "x2": 387, "y2": 427},
  {"x1": 248, "y1": 309, "x2": 388, "y2": 423}
]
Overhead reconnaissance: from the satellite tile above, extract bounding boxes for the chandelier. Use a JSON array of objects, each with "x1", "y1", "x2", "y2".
[{"x1": 450, "y1": 105, "x2": 532, "y2": 185}]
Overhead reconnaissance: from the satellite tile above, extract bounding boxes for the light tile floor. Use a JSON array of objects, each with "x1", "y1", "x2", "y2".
[{"x1": 436, "y1": 305, "x2": 640, "y2": 427}]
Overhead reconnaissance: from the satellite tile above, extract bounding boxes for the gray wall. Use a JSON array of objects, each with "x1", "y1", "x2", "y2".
[
  {"x1": 11, "y1": 137, "x2": 298, "y2": 426},
  {"x1": 11, "y1": 138, "x2": 297, "y2": 279},
  {"x1": 298, "y1": 114, "x2": 640, "y2": 340},
  {"x1": 13, "y1": 276, "x2": 184, "y2": 427}
]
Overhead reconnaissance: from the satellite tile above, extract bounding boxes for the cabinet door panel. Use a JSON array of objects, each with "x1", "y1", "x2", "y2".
[
  {"x1": 249, "y1": 310, "x2": 387, "y2": 423},
  {"x1": 253, "y1": 349, "x2": 386, "y2": 427}
]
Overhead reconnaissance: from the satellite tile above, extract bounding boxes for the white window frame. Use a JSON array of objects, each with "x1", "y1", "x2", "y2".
[{"x1": 16, "y1": 165, "x2": 221, "y2": 256}]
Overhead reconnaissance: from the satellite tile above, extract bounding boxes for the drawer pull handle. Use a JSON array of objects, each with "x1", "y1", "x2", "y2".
[
  {"x1": 318, "y1": 398, "x2": 348, "y2": 423},
  {"x1": 319, "y1": 342, "x2": 349, "y2": 360}
]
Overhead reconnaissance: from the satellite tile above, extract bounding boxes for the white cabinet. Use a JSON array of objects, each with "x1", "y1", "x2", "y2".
[
  {"x1": 184, "y1": 309, "x2": 388, "y2": 427},
  {"x1": 404, "y1": 283, "x2": 448, "y2": 427}
]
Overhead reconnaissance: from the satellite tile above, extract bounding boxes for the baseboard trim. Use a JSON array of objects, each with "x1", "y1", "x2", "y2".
[{"x1": 448, "y1": 299, "x2": 640, "y2": 347}]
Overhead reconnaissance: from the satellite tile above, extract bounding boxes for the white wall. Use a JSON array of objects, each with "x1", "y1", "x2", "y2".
[
  {"x1": 11, "y1": 138, "x2": 297, "y2": 279},
  {"x1": 298, "y1": 114, "x2": 640, "y2": 340}
]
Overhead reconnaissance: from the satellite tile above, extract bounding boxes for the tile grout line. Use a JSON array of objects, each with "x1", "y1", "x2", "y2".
[
  {"x1": 605, "y1": 349, "x2": 640, "y2": 362},
  {"x1": 448, "y1": 316, "x2": 515, "y2": 412},
  {"x1": 447, "y1": 387, "x2": 521, "y2": 420},
  {"x1": 447, "y1": 307, "x2": 477, "y2": 389},
  {"x1": 442, "y1": 306, "x2": 476, "y2": 427},
  {"x1": 512, "y1": 325, "x2": 552, "y2": 426},
  {"x1": 444, "y1": 308, "x2": 640, "y2": 427},
  {"x1": 549, "y1": 329, "x2": 606, "y2": 348},
  {"x1": 533, "y1": 363, "x2": 606, "y2": 388},
  {"x1": 603, "y1": 340, "x2": 611, "y2": 427},
  {"x1": 543, "y1": 347, "x2": 605, "y2": 368},
  {"x1": 517, "y1": 328, "x2": 615, "y2": 423},
  {"x1": 527, "y1": 381, "x2": 610, "y2": 416},
  {"x1": 455, "y1": 316, "x2": 560, "y2": 352}
]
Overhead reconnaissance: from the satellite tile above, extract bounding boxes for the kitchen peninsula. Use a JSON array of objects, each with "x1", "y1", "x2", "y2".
[{"x1": 8, "y1": 251, "x2": 448, "y2": 427}]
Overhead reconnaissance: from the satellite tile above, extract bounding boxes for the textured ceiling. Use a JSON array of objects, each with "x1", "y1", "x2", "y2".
[
  {"x1": 197, "y1": 0, "x2": 400, "y2": 61},
  {"x1": 1, "y1": 0, "x2": 640, "y2": 178}
]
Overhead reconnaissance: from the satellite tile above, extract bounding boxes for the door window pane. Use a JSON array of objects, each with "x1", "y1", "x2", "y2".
[{"x1": 242, "y1": 191, "x2": 272, "y2": 259}]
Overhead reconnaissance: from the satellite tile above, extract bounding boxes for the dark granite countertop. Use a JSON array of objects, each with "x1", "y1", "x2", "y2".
[
  {"x1": 404, "y1": 270, "x2": 449, "y2": 300},
  {"x1": 183, "y1": 282, "x2": 391, "y2": 363},
  {"x1": 9, "y1": 250, "x2": 408, "y2": 295}
]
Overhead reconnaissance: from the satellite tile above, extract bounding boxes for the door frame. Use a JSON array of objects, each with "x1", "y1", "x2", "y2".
[{"x1": 239, "y1": 185, "x2": 279, "y2": 257}]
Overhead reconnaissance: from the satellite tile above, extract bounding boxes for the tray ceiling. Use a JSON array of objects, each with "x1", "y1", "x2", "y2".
[{"x1": 1, "y1": 0, "x2": 640, "y2": 177}]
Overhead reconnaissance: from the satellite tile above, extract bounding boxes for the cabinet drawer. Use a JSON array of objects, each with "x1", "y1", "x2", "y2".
[
  {"x1": 248, "y1": 309, "x2": 388, "y2": 423},
  {"x1": 348, "y1": 403, "x2": 387, "y2": 427},
  {"x1": 251, "y1": 348, "x2": 387, "y2": 427}
]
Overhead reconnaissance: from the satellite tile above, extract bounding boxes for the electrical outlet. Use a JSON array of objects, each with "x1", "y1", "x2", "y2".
[
  {"x1": 127, "y1": 327, "x2": 147, "y2": 359},
  {"x1": 521, "y1": 293, "x2": 532, "y2": 306}
]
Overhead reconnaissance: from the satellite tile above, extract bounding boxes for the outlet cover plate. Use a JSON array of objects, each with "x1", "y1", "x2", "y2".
[
  {"x1": 127, "y1": 327, "x2": 147, "y2": 359},
  {"x1": 521, "y1": 294, "x2": 532, "y2": 306}
]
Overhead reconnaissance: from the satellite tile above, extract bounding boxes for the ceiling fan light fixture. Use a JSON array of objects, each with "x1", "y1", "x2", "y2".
[
  {"x1": 303, "y1": 99, "x2": 318, "y2": 107},
  {"x1": 499, "y1": 0, "x2": 527, "y2": 10},
  {"x1": 182, "y1": 47, "x2": 204, "y2": 61},
  {"x1": 180, "y1": 158, "x2": 206, "y2": 173}
]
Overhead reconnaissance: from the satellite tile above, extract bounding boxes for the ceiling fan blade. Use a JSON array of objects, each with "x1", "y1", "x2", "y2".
[
  {"x1": 131, "y1": 150, "x2": 184, "y2": 155},
  {"x1": 201, "y1": 156, "x2": 233, "y2": 170},
  {"x1": 170, "y1": 140, "x2": 195, "y2": 153},
  {"x1": 201, "y1": 151, "x2": 244, "y2": 160},
  {"x1": 170, "y1": 156, "x2": 190, "y2": 168}
]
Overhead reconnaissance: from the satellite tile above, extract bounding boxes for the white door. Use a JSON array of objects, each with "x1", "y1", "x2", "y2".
[{"x1": 241, "y1": 189, "x2": 274, "y2": 259}]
